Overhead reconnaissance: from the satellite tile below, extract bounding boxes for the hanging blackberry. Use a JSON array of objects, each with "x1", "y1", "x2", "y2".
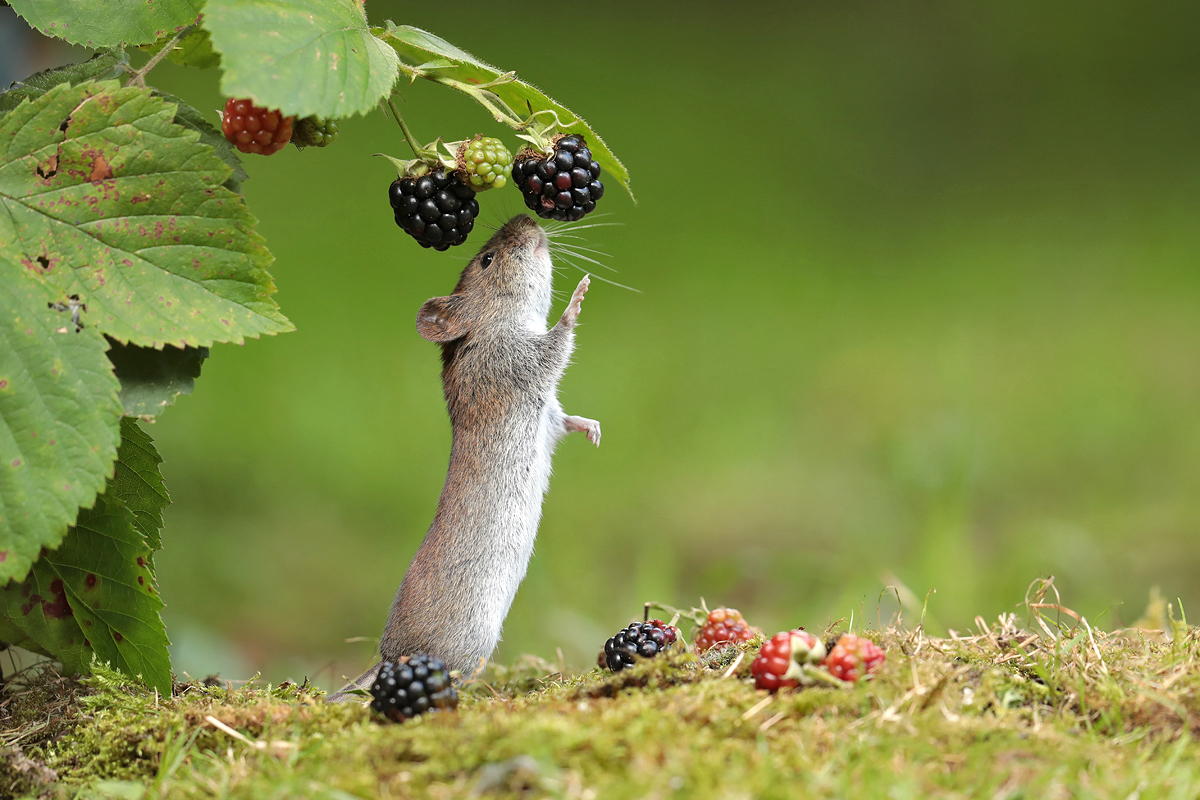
[
  {"x1": 369, "y1": 654, "x2": 458, "y2": 723},
  {"x1": 292, "y1": 115, "x2": 339, "y2": 149},
  {"x1": 458, "y1": 135, "x2": 513, "y2": 190},
  {"x1": 388, "y1": 168, "x2": 479, "y2": 251},
  {"x1": 511, "y1": 134, "x2": 604, "y2": 222},
  {"x1": 221, "y1": 98, "x2": 294, "y2": 156},
  {"x1": 602, "y1": 619, "x2": 679, "y2": 672}
]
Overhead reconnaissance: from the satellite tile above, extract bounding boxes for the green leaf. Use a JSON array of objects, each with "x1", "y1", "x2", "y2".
[
  {"x1": 203, "y1": 0, "x2": 399, "y2": 119},
  {"x1": 0, "y1": 418, "x2": 170, "y2": 694},
  {"x1": 151, "y1": 89, "x2": 248, "y2": 193},
  {"x1": 8, "y1": 0, "x2": 202, "y2": 48},
  {"x1": 107, "y1": 338, "x2": 207, "y2": 418},
  {"x1": 0, "y1": 256, "x2": 122, "y2": 584},
  {"x1": 141, "y1": 26, "x2": 221, "y2": 70},
  {"x1": 0, "y1": 80, "x2": 292, "y2": 348},
  {"x1": 0, "y1": 53, "x2": 127, "y2": 117},
  {"x1": 376, "y1": 23, "x2": 632, "y2": 199}
]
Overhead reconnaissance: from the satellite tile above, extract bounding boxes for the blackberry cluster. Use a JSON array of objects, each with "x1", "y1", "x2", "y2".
[
  {"x1": 511, "y1": 135, "x2": 604, "y2": 221},
  {"x1": 602, "y1": 619, "x2": 679, "y2": 672},
  {"x1": 292, "y1": 115, "x2": 339, "y2": 149},
  {"x1": 388, "y1": 169, "x2": 479, "y2": 250},
  {"x1": 369, "y1": 654, "x2": 458, "y2": 723},
  {"x1": 221, "y1": 98, "x2": 294, "y2": 156}
]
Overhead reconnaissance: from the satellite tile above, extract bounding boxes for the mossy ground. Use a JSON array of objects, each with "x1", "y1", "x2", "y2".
[{"x1": 2, "y1": 601, "x2": 1197, "y2": 800}]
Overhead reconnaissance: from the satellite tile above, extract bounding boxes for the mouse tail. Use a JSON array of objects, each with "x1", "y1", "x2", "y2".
[{"x1": 325, "y1": 662, "x2": 382, "y2": 704}]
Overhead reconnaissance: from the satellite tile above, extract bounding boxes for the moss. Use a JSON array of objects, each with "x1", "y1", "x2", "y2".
[{"x1": 2, "y1": 617, "x2": 1199, "y2": 799}]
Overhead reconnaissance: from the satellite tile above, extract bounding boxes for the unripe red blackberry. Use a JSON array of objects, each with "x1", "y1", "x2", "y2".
[
  {"x1": 369, "y1": 654, "x2": 458, "y2": 723},
  {"x1": 823, "y1": 634, "x2": 885, "y2": 683},
  {"x1": 750, "y1": 629, "x2": 826, "y2": 692},
  {"x1": 511, "y1": 135, "x2": 604, "y2": 222},
  {"x1": 695, "y1": 608, "x2": 761, "y2": 653},
  {"x1": 388, "y1": 168, "x2": 479, "y2": 251},
  {"x1": 221, "y1": 98, "x2": 294, "y2": 155},
  {"x1": 602, "y1": 619, "x2": 679, "y2": 672}
]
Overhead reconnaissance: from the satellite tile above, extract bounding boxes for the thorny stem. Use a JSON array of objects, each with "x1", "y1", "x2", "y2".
[{"x1": 127, "y1": 24, "x2": 197, "y2": 88}]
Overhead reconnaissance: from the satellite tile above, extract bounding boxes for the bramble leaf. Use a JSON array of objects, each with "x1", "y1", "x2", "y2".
[
  {"x1": 0, "y1": 80, "x2": 292, "y2": 348},
  {"x1": 141, "y1": 26, "x2": 221, "y2": 70},
  {"x1": 376, "y1": 23, "x2": 632, "y2": 199},
  {"x1": 8, "y1": 0, "x2": 202, "y2": 48},
  {"x1": 107, "y1": 339, "x2": 207, "y2": 418},
  {"x1": 203, "y1": 0, "x2": 399, "y2": 119},
  {"x1": 0, "y1": 257, "x2": 122, "y2": 583},
  {"x1": 0, "y1": 418, "x2": 170, "y2": 694},
  {"x1": 0, "y1": 53, "x2": 126, "y2": 117}
]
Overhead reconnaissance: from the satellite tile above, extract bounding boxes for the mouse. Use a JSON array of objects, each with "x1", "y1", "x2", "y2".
[{"x1": 329, "y1": 213, "x2": 599, "y2": 700}]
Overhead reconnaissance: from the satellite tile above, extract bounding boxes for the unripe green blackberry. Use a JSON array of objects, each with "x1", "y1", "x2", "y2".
[
  {"x1": 292, "y1": 116, "x2": 339, "y2": 149},
  {"x1": 458, "y1": 136, "x2": 513, "y2": 190}
]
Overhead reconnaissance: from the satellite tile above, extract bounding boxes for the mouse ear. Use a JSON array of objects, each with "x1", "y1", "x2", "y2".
[{"x1": 416, "y1": 295, "x2": 467, "y2": 342}]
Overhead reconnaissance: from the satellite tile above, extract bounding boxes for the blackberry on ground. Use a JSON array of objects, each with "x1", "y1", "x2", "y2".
[
  {"x1": 388, "y1": 168, "x2": 479, "y2": 251},
  {"x1": 750, "y1": 629, "x2": 827, "y2": 692},
  {"x1": 459, "y1": 136, "x2": 512, "y2": 190},
  {"x1": 292, "y1": 115, "x2": 339, "y2": 149},
  {"x1": 221, "y1": 98, "x2": 293, "y2": 155},
  {"x1": 823, "y1": 634, "x2": 885, "y2": 683},
  {"x1": 602, "y1": 619, "x2": 679, "y2": 672},
  {"x1": 695, "y1": 607, "x2": 761, "y2": 652},
  {"x1": 369, "y1": 654, "x2": 458, "y2": 723},
  {"x1": 511, "y1": 134, "x2": 604, "y2": 221}
]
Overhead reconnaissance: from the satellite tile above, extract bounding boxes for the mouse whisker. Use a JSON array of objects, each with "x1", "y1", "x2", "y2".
[
  {"x1": 551, "y1": 243, "x2": 612, "y2": 258},
  {"x1": 550, "y1": 245, "x2": 615, "y2": 273},
  {"x1": 554, "y1": 252, "x2": 640, "y2": 293}
]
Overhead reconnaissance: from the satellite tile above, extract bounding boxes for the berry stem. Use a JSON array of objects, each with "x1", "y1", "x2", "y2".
[
  {"x1": 385, "y1": 97, "x2": 431, "y2": 160},
  {"x1": 127, "y1": 24, "x2": 197, "y2": 88}
]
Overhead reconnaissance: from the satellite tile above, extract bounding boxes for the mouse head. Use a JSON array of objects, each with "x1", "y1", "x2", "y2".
[{"x1": 416, "y1": 215, "x2": 553, "y2": 345}]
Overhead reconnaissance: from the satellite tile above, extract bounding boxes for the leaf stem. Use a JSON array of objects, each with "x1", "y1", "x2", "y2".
[{"x1": 127, "y1": 24, "x2": 197, "y2": 88}]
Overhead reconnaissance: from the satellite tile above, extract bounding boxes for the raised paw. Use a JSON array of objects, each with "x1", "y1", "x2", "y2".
[
  {"x1": 564, "y1": 415, "x2": 601, "y2": 446},
  {"x1": 560, "y1": 275, "x2": 591, "y2": 327}
]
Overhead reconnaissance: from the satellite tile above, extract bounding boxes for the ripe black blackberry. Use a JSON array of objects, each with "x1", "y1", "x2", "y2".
[
  {"x1": 388, "y1": 168, "x2": 479, "y2": 251},
  {"x1": 369, "y1": 654, "x2": 458, "y2": 723},
  {"x1": 602, "y1": 619, "x2": 679, "y2": 672},
  {"x1": 511, "y1": 135, "x2": 604, "y2": 222}
]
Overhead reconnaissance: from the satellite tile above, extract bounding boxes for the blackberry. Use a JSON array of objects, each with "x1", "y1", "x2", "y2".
[
  {"x1": 695, "y1": 607, "x2": 761, "y2": 653},
  {"x1": 602, "y1": 619, "x2": 679, "y2": 672},
  {"x1": 823, "y1": 634, "x2": 886, "y2": 683},
  {"x1": 511, "y1": 134, "x2": 604, "y2": 222},
  {"x1": 369, "y1": 654, "x2": 458, "y2": 723},
  {"x1": 459, "y1": 135, "x2": 513, "y2": 190},
  {"x1": 221, "y1": 98, "x2": 294, "y2": 156},
  {"x1": 292, "y1": 115, "x2": 339, "y2": 149},
  {"x1": 388, "y1": 168, "x2": 479, "y2": 251}
]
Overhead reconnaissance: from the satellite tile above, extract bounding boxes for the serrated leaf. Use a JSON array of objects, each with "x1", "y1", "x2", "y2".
[
  {"x1": 141, "y1": 26, "x2": 221, "y2": 70},
  {"x1": 152, "y1": 89, "x2": 248, "y2": 193},
  {"x1": 0, "y1": 80, "x2": 292, "y2": 348},
  {"x1": 0, "y1": 53, "x2": 127, "y2": 117},
  {"x1": 377, "y1": 23, "x2": 632, "y2": 199},
  {"x1": 0, "y1": 418, "x2": 170, "y2": 694},
  {"x1": 107, "y1": 417, "x2": 168, "y2": 551},
  {"x1": 107, "y1": 338, "x2": 207, "y2": 418},
  {"x1": 203, "y1": 0, "x2": 399, "y2": 119},
  {"x1": 0, "y1": 255, "x2": 122, "y2": 584},
  {"x1": 9, "y1": 0, "x2": 202, "y2": 48}
]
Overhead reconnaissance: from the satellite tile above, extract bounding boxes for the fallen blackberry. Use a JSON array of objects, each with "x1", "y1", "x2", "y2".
[
  {"x1": 695, "y1": 607, "x2": 761, "y2": 653},
  {"x1": 823, "y1": 634, "x2": 885, "y2": 683},
  {"x1": 750, "y1": 629, "x2": 826, "y2": 692},
  {"x1": 459, "y1": 135, "x2": 512, "y2": 190},
  {"x1": 369, "y1": 654, "x2": 457, "y2": 723},
  {"x1": 511, "y1": 134, "x2": 604, "y2": 222},
  {"x1": 221, "y1": 98, "x2": 293, "y2": 156},
  {"x1": 388, "y1": 168, "x2": 479, "y2": 251},
  {"x1": 292, "y1": 115, "x2": 339, "y2": 149},
  {"x1": 602, "y1": 619, "x2": 679, "y2": 672}
]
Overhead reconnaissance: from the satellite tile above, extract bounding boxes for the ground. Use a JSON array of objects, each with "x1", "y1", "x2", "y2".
[{"x1": 1, "y1": 601, "x2": 1197, "y2": 800}]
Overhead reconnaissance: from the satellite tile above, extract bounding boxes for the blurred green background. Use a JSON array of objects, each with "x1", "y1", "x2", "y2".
[{"x1": 5, "y1": 1, "x2": 1200, "y2": 686}]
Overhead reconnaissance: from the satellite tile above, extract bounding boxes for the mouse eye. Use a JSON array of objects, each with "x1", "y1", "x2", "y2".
[{"x1": 480, "y1": 252, "x2": 494, "y2": 270}]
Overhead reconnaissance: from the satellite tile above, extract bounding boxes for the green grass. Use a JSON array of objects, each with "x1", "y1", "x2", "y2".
[{"x1": 5, "y1": 594, "x2": 1197, "y2": 799}]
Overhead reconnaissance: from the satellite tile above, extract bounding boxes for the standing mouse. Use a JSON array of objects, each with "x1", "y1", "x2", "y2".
[{"x1": 330, "y1": 214, "x2": 600, "y2": 700}]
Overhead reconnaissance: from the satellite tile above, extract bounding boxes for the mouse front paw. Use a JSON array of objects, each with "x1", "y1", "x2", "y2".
[
  {"x1": 564, "y1": 414, "x2": 601, "y2": 446},
  {"x1": 560, "y1": 275, "x2": 591, "y2": 326}
]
